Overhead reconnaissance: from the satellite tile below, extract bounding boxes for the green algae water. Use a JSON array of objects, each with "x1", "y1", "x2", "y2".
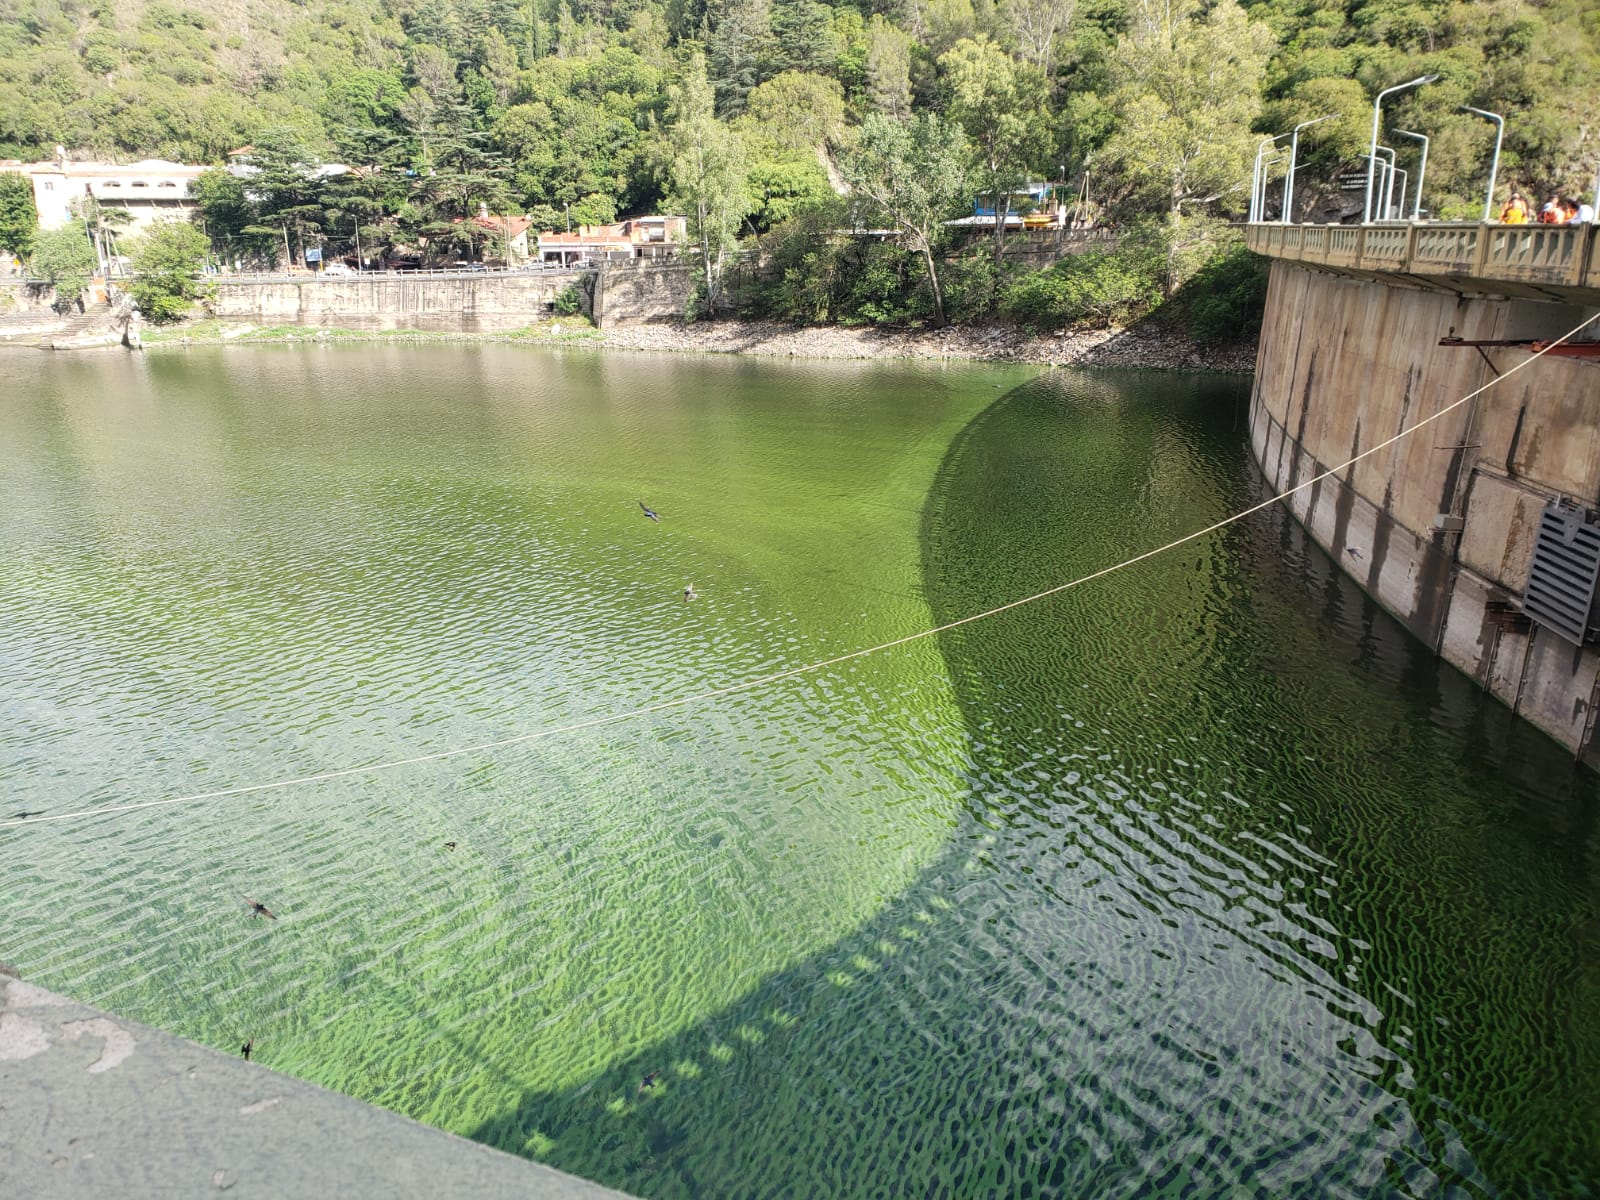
[{"x1": 3, "y1": 345, "x2": 1597, "y2": 1197}]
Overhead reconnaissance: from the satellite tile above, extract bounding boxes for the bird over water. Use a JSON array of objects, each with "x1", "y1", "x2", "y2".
[
  {"x1": 639, "y1": 500, "x2": 660, "y2": 522},
  {"x1": 244, "y1": 897, "x2": 277, "y2": 920}
]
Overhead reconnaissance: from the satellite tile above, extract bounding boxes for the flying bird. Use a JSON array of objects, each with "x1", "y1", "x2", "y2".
[
  {"x1": 639, "y1": 1070, "x2": 662, "y2": 1092},
  {"x1": 443, "y1": 841, "x2": 457, "y2": 852},
  {"x1": 244, "y1": 897, "x2": 277, "y2": 920},
  {"x1": 638, "y1": 500, "x2": 660, "y2": 523},
  {"x1": 241, "y1": 1039, "x2": 254, "y2": 1061},
  {"x1": 683, "y1": 584, "x2": 698, "y2": 602},
  {"x1": 11, "y1": 810, "x2": 43, "y2": 819}
]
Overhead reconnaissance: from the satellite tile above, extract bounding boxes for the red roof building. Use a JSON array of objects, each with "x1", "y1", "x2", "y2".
[{"x1": 535, "y1": 216, "x2": 686, "y2": 266}]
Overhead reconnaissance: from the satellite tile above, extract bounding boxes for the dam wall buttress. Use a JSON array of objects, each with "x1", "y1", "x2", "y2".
[{"x1": 1250, "y1": 260, "x2": 1600, "y2": 761}]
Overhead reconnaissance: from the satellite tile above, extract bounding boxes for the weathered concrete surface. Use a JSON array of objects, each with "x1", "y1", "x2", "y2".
[
  {"x1": 1250, "y1": 260, "x2": 1600, "y2": 761},
  {"x1": 211, "y1": 271, "x2": 595, "y2": 333},
  {"x1": 0, "y1": 967, "x2": 633, "y2": 1200},
  {"x1": 590, "y1": 261, "x2": 695, "y2": 328},
  {"x1": 211, "y1": 264, "x2": 703, "y2": 332}
]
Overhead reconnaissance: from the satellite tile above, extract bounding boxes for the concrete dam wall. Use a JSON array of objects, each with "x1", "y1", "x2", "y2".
[{"x1": 1250, "y1": 254, "x2": 1600, "y2": 761}]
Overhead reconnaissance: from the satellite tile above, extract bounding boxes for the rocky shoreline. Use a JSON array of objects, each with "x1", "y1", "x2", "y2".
[
  {"x1": 108, "y1": 314, "x2": 1258, "y2": 373},
  {"x1": 597, "y1": 318, "x2": 1257, "y2": 372}
]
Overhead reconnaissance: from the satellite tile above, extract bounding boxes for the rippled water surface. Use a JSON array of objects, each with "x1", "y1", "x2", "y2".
[{"x1": 3, "y1": 345, "x2": 1597, "y2": 1197}]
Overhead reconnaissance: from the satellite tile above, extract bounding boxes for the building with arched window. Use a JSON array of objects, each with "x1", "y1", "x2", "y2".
[{"x1": 1, "y1": 148, "x2": 206, "y2": 236}]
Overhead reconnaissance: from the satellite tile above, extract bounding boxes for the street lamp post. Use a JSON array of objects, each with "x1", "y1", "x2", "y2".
[
  {"x1": 1462, "y1": 107, "x2": 1504, "y2": 222},
  {"x1": 1359, "y1": 153, "x2": 1390, "y2": 218},
  {"x1": 1250, "y1": 138, "x2": 1271, "y2": 222},
  {"x1": 1391, "y1": 130, "x2": 1429, "y2": 221},
  {"x1": 1378, "y1": 147, "x2": 1400, "y2": 219},
  {"x1": 1256, "y1": 151, "x2": 1282, "y2": 222},
  {"x1": 1366, "y1": 75, "x2": 1438, "y2": 223},
  {"x1": 1251, "y1": 132, "x2": 1293, "y2": 222},
  {"x1": 1282, "y1": 113, "x2": 1340, "y2": 225},
  {"x1": 1261, "y1": 151, "x2": 1291, "y2": 221}
]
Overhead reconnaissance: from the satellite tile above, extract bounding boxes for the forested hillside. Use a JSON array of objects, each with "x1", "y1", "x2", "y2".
[{"x1": 3, "y1": 0, "x2": 1596, "y2": 327}]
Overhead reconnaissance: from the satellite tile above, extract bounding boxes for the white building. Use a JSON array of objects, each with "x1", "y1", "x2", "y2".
[{"x1": 2, "y1": 147, "x2": 207, "y2": 236}]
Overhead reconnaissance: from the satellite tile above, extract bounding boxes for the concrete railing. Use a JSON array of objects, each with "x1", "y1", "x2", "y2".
[{"x1": 1246, "y1": 221, "x2": 1600, "y2": 293}]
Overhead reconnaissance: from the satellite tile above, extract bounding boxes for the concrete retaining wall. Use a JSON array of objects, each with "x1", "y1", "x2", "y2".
[
  {"x1": 211, "y1": 263, "x2": 699, "y2": 332},
  {"x1": 1250, "y1": 260, "x2": 1600, "y2": 761},
  {"x1": 211, "y1": 270, "x2": 594, "y2": 332},
  {"x1": 0, "y1": 278, "x2": 56, "y2": 312},
  {"x1": 591, "y1": 261, "x2": 696, "y2": 327}
]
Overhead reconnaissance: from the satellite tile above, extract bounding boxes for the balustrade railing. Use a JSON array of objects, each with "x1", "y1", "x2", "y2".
[
  {"x1": 1411, "y1": 224, "x2": 1482, "y2": 274},
  {"x1": 1247, "y1": 222, "x2": 1600, "y2": 292},
  {"x1": 1481, "y1": 225, "x2": 1587, "y2": 285},
  {"x1": 1325, "y1": 226, "x2": 1362, "y2": 268},
  {"x1": 1359, "y1": 226, "x2": 1413, "y2": 268}
]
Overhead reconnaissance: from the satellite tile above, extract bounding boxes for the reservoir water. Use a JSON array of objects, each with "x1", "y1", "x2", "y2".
[{"x1": 3, "y1": 345, "x2": 1596, "y2": 1197}]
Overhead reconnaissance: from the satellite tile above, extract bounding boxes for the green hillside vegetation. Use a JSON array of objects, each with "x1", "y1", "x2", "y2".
[{"x1": 2, "y1": 0, "x2": 1595, "y2": 332}]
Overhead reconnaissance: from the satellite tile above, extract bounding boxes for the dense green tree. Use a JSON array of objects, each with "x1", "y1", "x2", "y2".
[
  {"x1": 939, "y1": 36, "x2": 1052, "y2": 264},
  {"x1": 863, "y1": 16, "x2": 913, "y2": 119},
  {"x1": 660, "y1": 55, "x2": 751, "y2": 312},
  {"x1": 1093, "y1": 0, "x2": 1272, "y2": 293},
  {"x1": 743, "y1": 157, "x2": 831, "y2": 233},
  {"x1": 738, "y1": 71, "x2": 844, "y2": 156},
  {"x1": 996, "y1": 0, "x2": 1076, "y2": 84},
  {"x1": 479, "y1": 27, "x2": 521, "y2": 106},
  {"x1": 324, "y1": 69, "x2": 409, "y2": 155},
  {"x1": 1099, "y1": 0, "x2": 1274, "y2": 220},
  {"x1": 838, "y1": 112, "x2": 967, "y2": 325},
  {"x1": 770, "y1": 0, "x2": 840, "y2": 78},
  {"x1": 234, "y1": 130, "x2": 329, "y2": 266},
  {"x1": 126, "y1": 219, "x2": 211, "y2": 322},
  {"x1": 734, "y1": 72, "x2": 841, "y2": 234},
  {"x1": 0, "y1": 171, "x2": 37, "y2": 258},
  {"x1": 28, "y1": 223, "x2": 98, "y2": 305},
  {"x1": 707, "y1": 0, "x2": 773, "y2": 116}
]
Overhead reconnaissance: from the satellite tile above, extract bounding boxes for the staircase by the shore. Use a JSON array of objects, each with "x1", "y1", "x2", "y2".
[
  {"x1": 47, "y1": 301, "x2": 125, "y2": 350},
  {"x1": 0, "y1": 300, "x2": 125, "y2": 349}
]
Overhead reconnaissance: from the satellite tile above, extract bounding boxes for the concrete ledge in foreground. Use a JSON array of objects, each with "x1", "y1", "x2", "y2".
[{"x1": 0, "y1": 966, "x2": 634, "y2": 1200}]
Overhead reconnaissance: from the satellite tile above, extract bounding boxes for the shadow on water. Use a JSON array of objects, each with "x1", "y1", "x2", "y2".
[{"x1": 466, "y1": 372, "x2": 1600, "y2": 1199}]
